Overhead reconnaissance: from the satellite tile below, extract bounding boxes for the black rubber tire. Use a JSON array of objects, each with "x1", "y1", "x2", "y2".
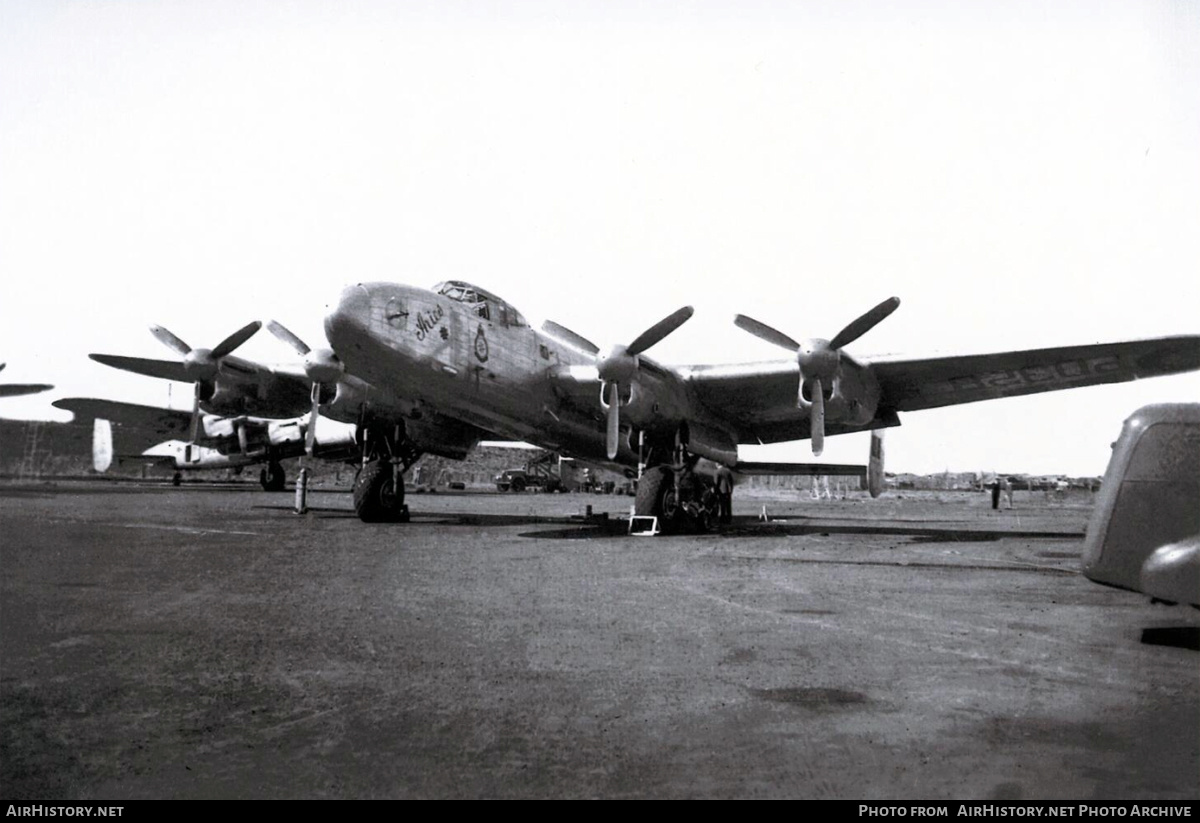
[
  {"x1": 262, "y1": 462, "x2": 286, "y2": 492},
  {"x1": 353, "y1": 460, "x2": 408, "y2": 523},
  {"x1": 633, "y1": 466, "x2": 681, "y2": 534}
]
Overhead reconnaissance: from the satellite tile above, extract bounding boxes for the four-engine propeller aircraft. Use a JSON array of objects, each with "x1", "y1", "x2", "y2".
[
  {"x1": 83, "y1": 282, "x2": 1200, "y2": 529},
  {"x1": 319, "y1": 280, "x2": 1200, "y2": 528},
  {"x1": 52, "y1": 397, "x2": 360, "y2": 489}
]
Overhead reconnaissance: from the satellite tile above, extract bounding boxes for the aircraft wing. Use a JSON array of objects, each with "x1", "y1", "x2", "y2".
[
  {"x1": 0, "y1": 383, "x2": 54, "y2": 397},
  {"x1": 869, "y1": 335, "x2": 1200, "y2": 412},
  {"x1": 53, "y1": 398, "x2": 195, "y2": 439},
  {"x1": 680, "y1": 335, "x2": 1200, "y2": 444},
  {"x1": 89, "y1": 354, "x2": 191, "y2": 382}
]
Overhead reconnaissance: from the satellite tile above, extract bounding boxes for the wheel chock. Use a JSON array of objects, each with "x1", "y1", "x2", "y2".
[{"x1": 628, "y1": 515, "x2": 659, "y2": 536}]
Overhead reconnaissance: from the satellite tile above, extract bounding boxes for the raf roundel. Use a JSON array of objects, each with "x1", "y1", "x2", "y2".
[{"x1": 474, "y1": 324, "x2": 489, "y2": 362}]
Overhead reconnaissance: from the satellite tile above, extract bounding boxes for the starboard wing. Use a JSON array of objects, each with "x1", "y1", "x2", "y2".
[
  {"x1": 680, "y1": 335, "x2": 1200, "y2": 445},
  {"x1": 870, "y1": 335, "x2": 1200, "y2": 412}
]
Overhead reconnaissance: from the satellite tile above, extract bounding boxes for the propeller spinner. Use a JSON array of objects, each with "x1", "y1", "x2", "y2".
[
  {"x1": 266, "y1": 320, "x2": 345, "y2": 455},
  {"x1": 734, "y1": 297, "x2": 899, "y2": 456},
  {"x1": 148, "y1": 321, "x2": 262, "y2": 443},
  {"x1": 543, "y1": 306, "x2": 694, "y2": 459}
]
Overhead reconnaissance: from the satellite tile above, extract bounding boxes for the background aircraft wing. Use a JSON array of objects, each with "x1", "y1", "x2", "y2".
[
  {"x1": 54, "y1": 398, "x2": 195, "y2": 439},
  {"x1": 0, "y1": 383, "x2": 54, "y2": 397},
  {"x1": 869, "y1": 335, "x2": 1200, "y2": 412}
]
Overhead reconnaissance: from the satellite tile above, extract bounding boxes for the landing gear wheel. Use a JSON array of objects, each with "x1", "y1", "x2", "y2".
[
  {"x1": 172, "y1": 472, "x2": 182, "y2": 487},
  {"x1": 261, "y1": 461, "x2": 286, "y2": 492},
  {"x1": 634, "y1": 466, "x2": 682, "y2": 534},
  {"x1": 353, "y1": 460, "x2": 409, "y2": 523}
]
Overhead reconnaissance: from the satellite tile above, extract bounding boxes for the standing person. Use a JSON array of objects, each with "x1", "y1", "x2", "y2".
[
  {"x1": 715, "y1": 465, "x2": 734, "y2": 524},
  {"x1": 1002, "y1": 476, "x2": 1014, "y2": 509},
  {"x1": 991, "y1": 479, "x2": 1001, "y2": 510}
]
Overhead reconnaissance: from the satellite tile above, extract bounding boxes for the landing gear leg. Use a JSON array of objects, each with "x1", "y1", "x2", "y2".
[
  {"x1": 352, "y1": 420, "x2": 421, "y2": 523},
  {"x1": 632, "y1": 429, "x2": 716, "y2": 535}
]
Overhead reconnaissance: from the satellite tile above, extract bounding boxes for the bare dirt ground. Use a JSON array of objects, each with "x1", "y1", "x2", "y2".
[{"x1": 1, "y1": 483, "x2": 1196, "y2": 799}]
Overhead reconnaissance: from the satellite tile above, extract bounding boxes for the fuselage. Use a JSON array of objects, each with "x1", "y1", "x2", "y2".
[{"x1": 325, "y1": 281, "x2": 708, "y2": 468}]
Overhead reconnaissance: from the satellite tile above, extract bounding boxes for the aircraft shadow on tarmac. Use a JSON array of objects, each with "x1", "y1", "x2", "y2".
[
  {"x1": 517, "y1": 519, "x2": 1082, "y2": 541},
  {"x1": 252, "y1": 505, "x2": 1083, "y2": 542},
  {"x1": 1140, "y1": 626, "x2": 1200, "y2": 651}
]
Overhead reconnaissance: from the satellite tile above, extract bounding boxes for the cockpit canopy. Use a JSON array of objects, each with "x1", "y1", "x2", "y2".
[{"x1": 433, "y1": 280, "x2": 526, "y2": 327}]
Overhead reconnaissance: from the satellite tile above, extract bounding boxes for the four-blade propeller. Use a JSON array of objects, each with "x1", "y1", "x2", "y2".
[
  {"x1": 543, "y1": 306, "x2": 694, "y2": 459},
  {"x1": 266, "y1": 321, "x2": 345, "y2": 455},
  {"x1": 734, "y1": 297, "x2": 899, "y2": 456},
  {"x1": 148, "y1": 321, "x2": 262, "y2": 443}
]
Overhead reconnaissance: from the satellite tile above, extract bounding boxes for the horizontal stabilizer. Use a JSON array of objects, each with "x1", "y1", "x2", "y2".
[{"x1": 734, "y1": 461, "x2": 865, "y2": 478}]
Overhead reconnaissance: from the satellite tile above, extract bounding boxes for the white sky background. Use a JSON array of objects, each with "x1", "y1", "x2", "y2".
[{"x1": 1, "y1": 0, "x2": 1197, "y2": 476}]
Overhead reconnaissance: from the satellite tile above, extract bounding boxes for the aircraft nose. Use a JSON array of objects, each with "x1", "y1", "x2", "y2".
[{"x1": 325, "y1": 284, "x2": 372, "y2": 343}]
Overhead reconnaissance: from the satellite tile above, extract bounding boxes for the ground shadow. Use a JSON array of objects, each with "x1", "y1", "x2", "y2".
[{"x1": 1140, "y1": 626, "x2": 1200, "y2": 651}]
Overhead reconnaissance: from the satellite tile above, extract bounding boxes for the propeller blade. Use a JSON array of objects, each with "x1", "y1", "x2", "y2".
[
  {"x1": 542, "y1": 321, "x2": 600, "y2": 355},
  {"x1": 266, "y1": 320, "x2": 311, "y2": 356},
  {"x1": 306, "y1": 382, "x2": 320, "y2": 456},
  {"x1": 829, "y1": 297, "x2": 900, "y2": 350},
  {"x1": 627, "y1": 306, "x2": 694, "y2": 356},
  {"x1": 0, "y1": 363, "x2": 5, "y2": 373},
  {"x1": 810, "y1": 378, "x2": 825, "y2": 456},
  {"x1": 149, "y1": 325, "x2": 193, "y2": 356},
  {"x1": 211, "y1": 321, "x2": 263, "y2": 359},
  {"x1": 188, "y1": 382, "x2": 202, "y2": 443},
  {"x1": 734, "y1": 315, "x2": 802, "y2": 351},
  {"x1": 605, "y1": 383, "x2": 620, "y2": 459}
]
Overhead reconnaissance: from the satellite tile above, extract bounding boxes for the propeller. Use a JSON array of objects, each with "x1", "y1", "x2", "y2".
[
  {"x1": 543, "y1": 306, "x2": 694, "y2": 459},
  {"x1": 148, "y1": 321, "x2": 262, "y2": 442},
  {"x1": 266, "y1": 320, "x2": 345, "y2": 455},
  {"x1": 734, "y1": 297, "x2": 899, "y2": 456}
]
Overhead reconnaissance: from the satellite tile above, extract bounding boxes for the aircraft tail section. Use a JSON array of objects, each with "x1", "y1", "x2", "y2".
[{"x1": 93, "y1": 419, "x2": 113, "y2": 473}]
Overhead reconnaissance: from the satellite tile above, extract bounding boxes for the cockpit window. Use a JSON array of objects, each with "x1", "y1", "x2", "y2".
[{"x1": 432, "y1": 280, "x2": 528, "y2": 326}]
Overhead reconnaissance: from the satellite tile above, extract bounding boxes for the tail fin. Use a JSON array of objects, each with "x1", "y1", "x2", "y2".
[{"x1": 92, "y1": 419, "x2": 113, "y2": 473}]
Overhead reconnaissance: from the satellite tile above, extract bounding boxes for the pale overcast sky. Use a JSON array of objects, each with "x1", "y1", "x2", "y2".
[{"x1": 2, "y1": 1, "x2": 1197, "y2": 476}]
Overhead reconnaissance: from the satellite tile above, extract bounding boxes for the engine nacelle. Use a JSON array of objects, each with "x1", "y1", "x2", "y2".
[
  {"x1": 268, "y1": 419, "x2": 305, "y2": 447},
  {"x1": 684, "y1": 420, "x2": 739, "y2": 467},
  {"x1": 822, "y1": 357, "x2": 882, "y2": 428}
]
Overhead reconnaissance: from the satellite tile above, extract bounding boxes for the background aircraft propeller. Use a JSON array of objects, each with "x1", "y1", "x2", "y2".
[
  {"x1": 266, "y1": 321, "x2": 346, "y2": 455},
  {"x1": 148, "y1": 321, "x2": 262, "y2": 442},
  {"x1": 543, "y1": 307, "x2": 694, "y2": 459},
  {"x1": 734, "y1": 297, "x2": 900, "y2": 456}
]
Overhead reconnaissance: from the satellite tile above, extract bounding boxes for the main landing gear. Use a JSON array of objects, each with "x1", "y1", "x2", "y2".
[
  {"x1": 353, "y1": 420, "x2": 422, "y2": 523},
  {"x1": 632, "y1": 435, "x2": 720, "y2": 535}
]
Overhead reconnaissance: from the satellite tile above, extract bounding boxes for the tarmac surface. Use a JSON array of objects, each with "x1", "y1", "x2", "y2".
[{"x1": 1, "y1": 482, "x2": 1197, "y2": 800}]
